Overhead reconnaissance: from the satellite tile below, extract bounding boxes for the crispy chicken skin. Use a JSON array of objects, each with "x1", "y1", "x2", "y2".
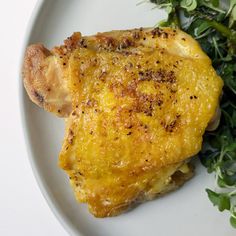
[{"x1": 22, "y1": 27, "x2": 223, "y2": 217}]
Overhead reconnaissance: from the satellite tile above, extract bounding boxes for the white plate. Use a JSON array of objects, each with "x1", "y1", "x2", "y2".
[{"x1": 19, "y1": 0, "x2": 235, "y2": 235}]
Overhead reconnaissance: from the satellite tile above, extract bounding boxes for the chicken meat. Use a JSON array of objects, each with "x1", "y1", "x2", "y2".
[{"x1": 23, "y1": 27, "x2": 223, "y2": 217}]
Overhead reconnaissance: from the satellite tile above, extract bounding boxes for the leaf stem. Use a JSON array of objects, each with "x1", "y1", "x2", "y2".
[
  {"x1": 168, "y1": 7, "x2": 181, "y2": 28},
  {"x1": 207, "y1": 20, "x2": 236, "y2": 44}
]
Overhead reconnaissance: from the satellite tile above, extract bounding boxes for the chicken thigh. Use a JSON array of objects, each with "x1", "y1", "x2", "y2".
[{"x1": 23, "y1": 27, "x2": 223, "y2": 217}]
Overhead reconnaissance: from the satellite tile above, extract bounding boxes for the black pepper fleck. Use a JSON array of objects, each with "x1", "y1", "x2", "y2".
[{"x1": 34, "y1": 91, "x2": 44, "y2": 104}]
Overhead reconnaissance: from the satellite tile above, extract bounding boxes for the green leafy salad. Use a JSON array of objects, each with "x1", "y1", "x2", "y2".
[{"x1": 148, "y1": 0, "x2": 236, "y2": 228}]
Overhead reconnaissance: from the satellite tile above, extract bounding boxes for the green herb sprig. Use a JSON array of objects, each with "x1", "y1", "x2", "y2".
[{"x1": 149, "y1": 0, "x2": 236, "y2": 228}]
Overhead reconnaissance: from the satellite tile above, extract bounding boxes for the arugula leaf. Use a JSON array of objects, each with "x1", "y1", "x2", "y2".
[
  {"x1": 206, "y1": 189, "x2": 231, "y2": 211},
  {"x1": 230, "y1": 216, "x2": 236, "y2": 228},
  {"x1": 180, "y1": 0, "x2": 198, "y2": 11},
  {"x1": 195, "y1": 21, "x2": 212, "y2": 36}
]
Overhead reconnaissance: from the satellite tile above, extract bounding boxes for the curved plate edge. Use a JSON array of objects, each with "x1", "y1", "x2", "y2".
[{"x1": 18, "y1": 1, "x2": 79, "y2": 235}]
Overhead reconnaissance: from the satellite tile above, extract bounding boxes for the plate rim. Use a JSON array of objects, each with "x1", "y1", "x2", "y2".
[{"x1": 18, "y1": 0, "x2": 78, "y2": 235}]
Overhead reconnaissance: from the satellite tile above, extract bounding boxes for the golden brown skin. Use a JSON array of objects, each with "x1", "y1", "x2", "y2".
[{"x1": 22, "y1": 27, "x2": 223, "y2": 217}]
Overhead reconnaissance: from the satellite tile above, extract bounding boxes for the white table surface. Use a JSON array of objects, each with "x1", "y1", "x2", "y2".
[{"x1": 0, "y1": 1, "x2": 67, "y2": 235}]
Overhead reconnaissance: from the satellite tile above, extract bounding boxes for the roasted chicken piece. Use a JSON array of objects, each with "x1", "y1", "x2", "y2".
[{"x1": 23, "y1": 27, "x2": 223, "y2": 217}]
